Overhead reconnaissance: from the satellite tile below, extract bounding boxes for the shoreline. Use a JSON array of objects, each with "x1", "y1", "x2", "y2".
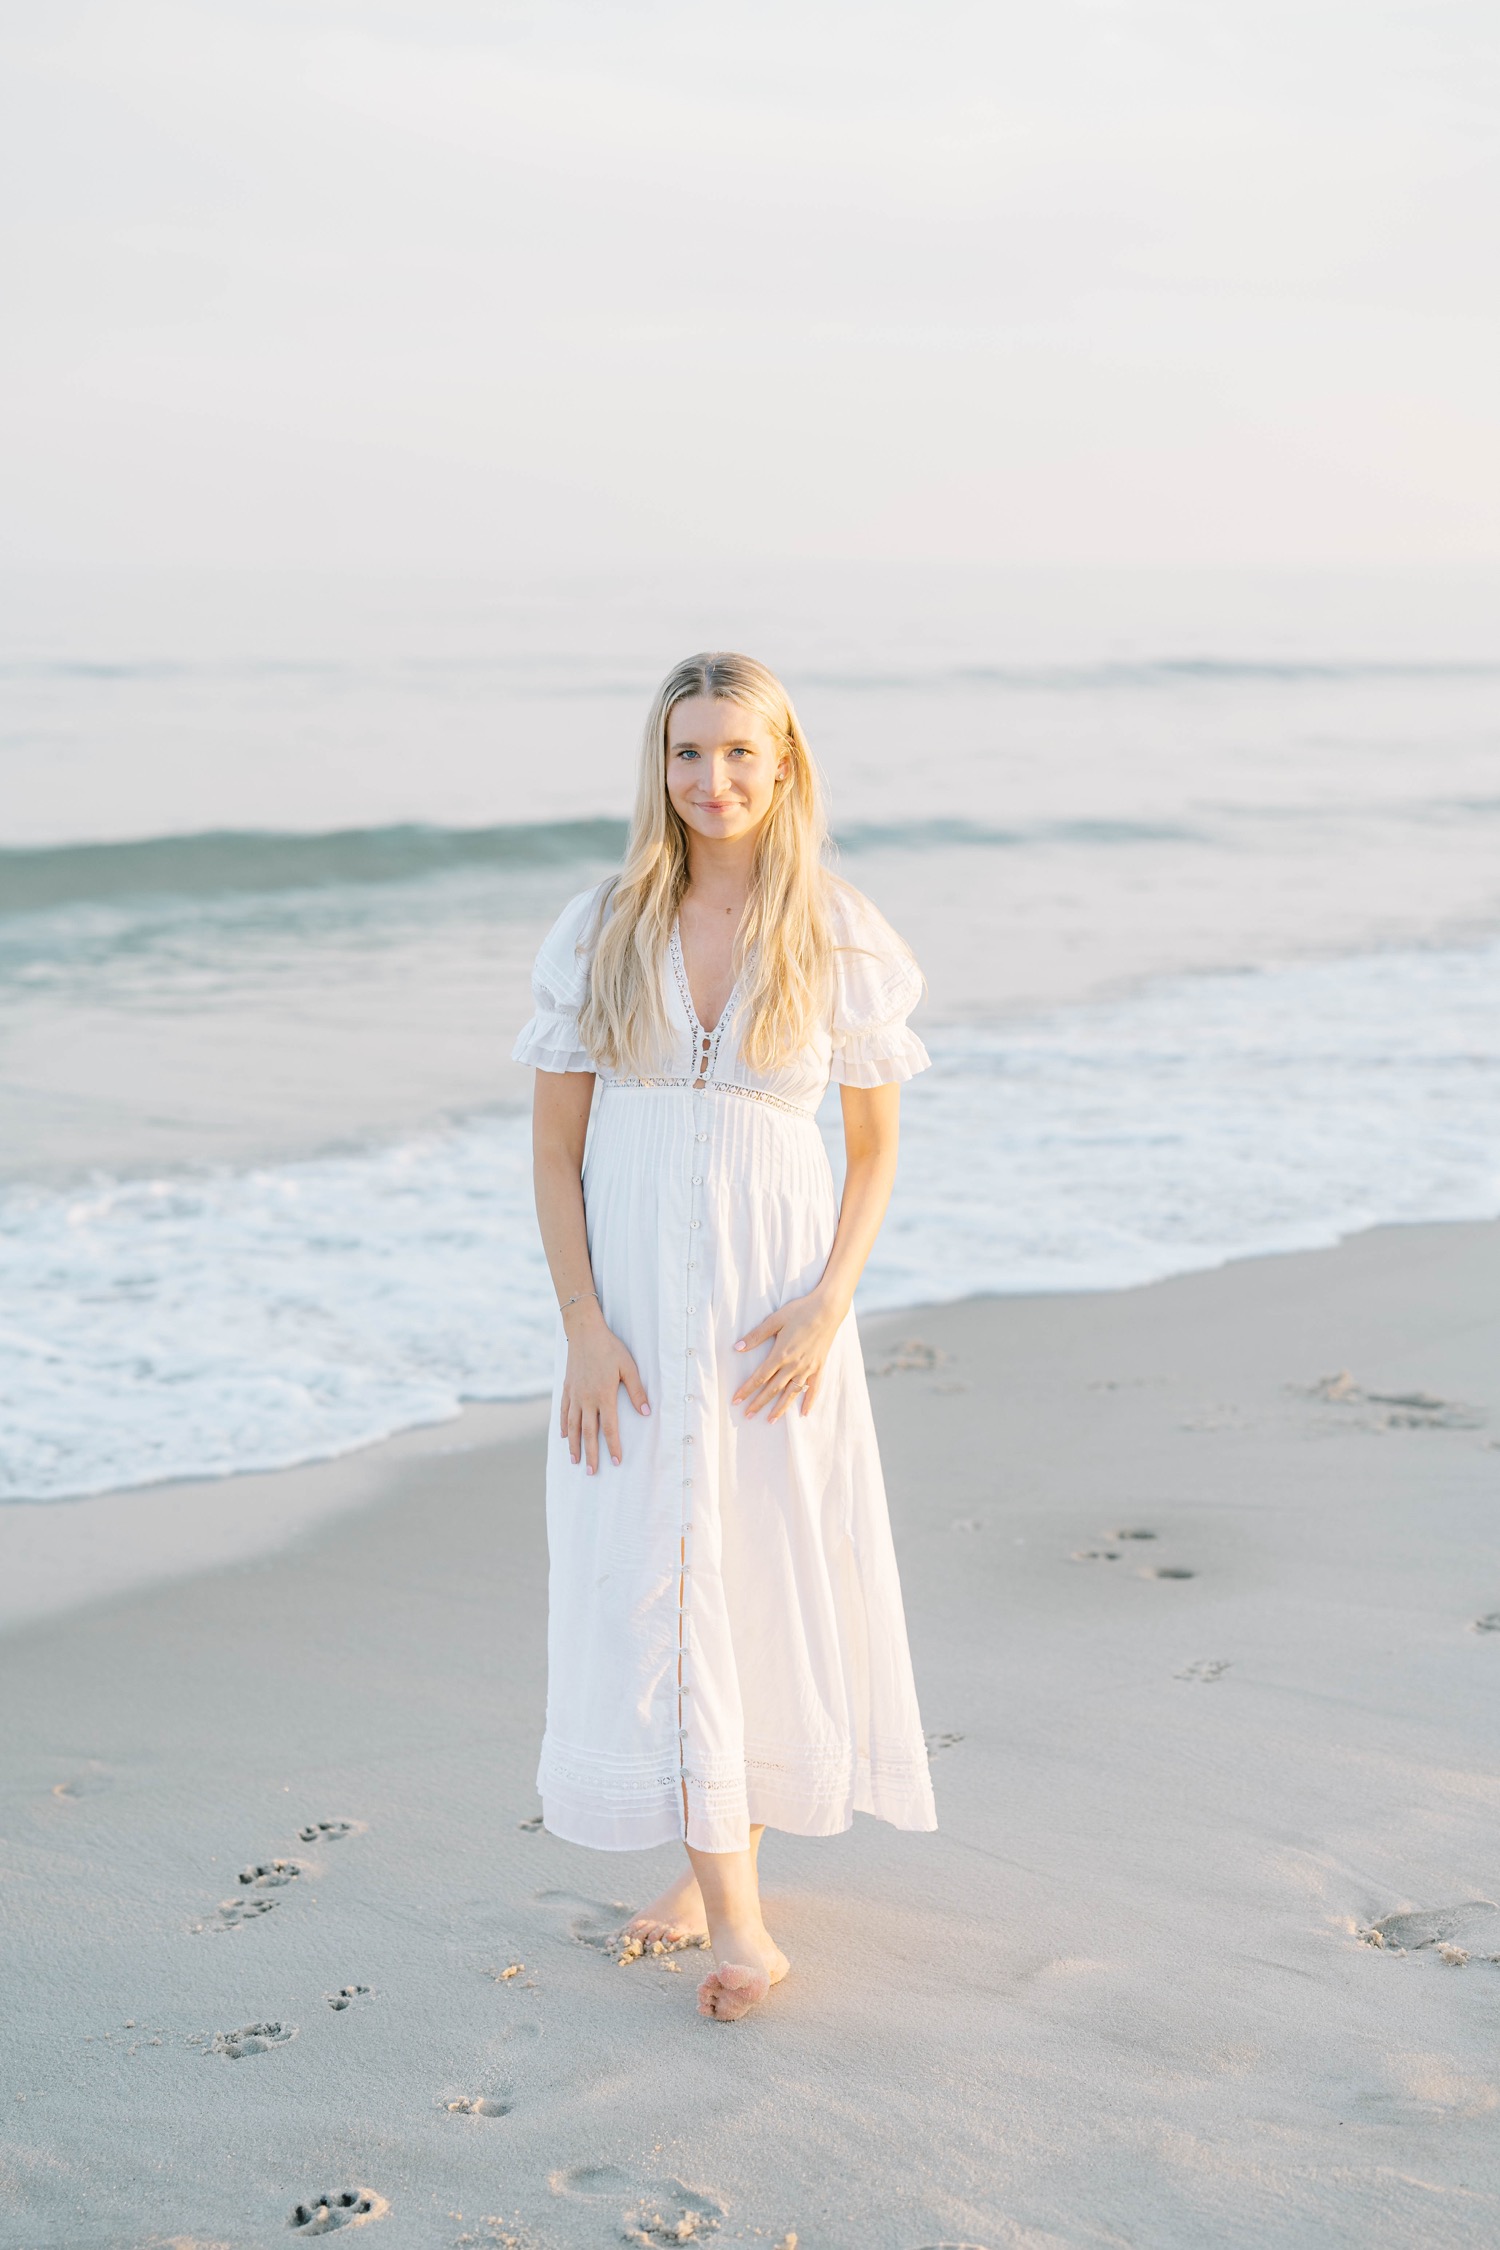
[{"x1": 2, "y1": 1212, "x2": 1497, "y2": 1643}]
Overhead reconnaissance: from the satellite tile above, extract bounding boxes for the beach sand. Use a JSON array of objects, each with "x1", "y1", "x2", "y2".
[{"x1": 4, "y1": 1220, "x2": 1500, "y2": 2249}]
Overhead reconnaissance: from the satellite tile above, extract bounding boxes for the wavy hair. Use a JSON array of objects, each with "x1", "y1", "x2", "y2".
[{"x1": 576, "y1": 651, "x2": 834, "y2": 1077}]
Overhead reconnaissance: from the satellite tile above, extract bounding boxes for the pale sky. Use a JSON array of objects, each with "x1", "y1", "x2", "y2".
[{"x1": 3, "y1": 0, "x2": 1497, "y2": 568}]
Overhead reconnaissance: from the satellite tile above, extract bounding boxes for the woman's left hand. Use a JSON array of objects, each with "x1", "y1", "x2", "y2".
[{"x1": 732, "y1": 1286, "x2": 849, "y2": 1422}]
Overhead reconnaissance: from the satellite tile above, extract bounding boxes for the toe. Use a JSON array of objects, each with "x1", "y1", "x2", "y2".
[{"x1": 696, "y1": 1963, "x2": 768, "y2": 2021}]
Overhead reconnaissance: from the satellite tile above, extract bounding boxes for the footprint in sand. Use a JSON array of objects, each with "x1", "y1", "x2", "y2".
[
  {"x1": 1144, "y1": 1567, "x2": 1196, "y2": 1580},
  {"x1": 443, "y1": 2093, "x2": 512, "y2": 2118},
  {"x1": 1303, "y1": 1371, "x2": 1485, "y2": 1431},
  {"x1": 1176, "y1": 1658, "x2": 1230, "y2": 1682},
  {"x1": 210, "y1": 2020, "x2": 297, "y2": 2060},
  {"x1": 325, "y1": 1986, "x2": 372, "y2": 2011},
  {"x1": 240, "y1": 1858, "x2": 304, "y2": 1890},
  {"x1": 288, "y1": 2189, "x2": 389, "y2": 2233},
  {"x1": 1471, "y1": 1613, "x2": 1500, "y2": 1635},
  {"x1": 951, "y1": 1516, "x2": 983, "y2": 1533},
  {"x1": 517, "y1": 1815, "x2": 544, "y2": 1833},
  {"x1": 298, "y1": 1819, "x2": 364, "y2": 1845},
  {"x1": 534, "y1": 1888, "x2": 636, "y2": 1955},
  {"x1": 924, "y1": 1730, "x2": 963, "y2": 1755},
  {"x1": 623, "y1": 2205, "x2": 722, "y2": 2246},
  {"x1": 51, "y1": 1764, "x2": 115, "y2": 1799},
  {"x1": 866, "y1": 1338, "x2": 945, "y2": 1377},
  {"x1": 210, "y1": 1894, "x2": 280, "y2": 1930},
  {"x1": 1363, "y1": 1901, "x2": 1500, "y2": 1958},
  {"x1": 536, "y1": 1890, "x2": 709, "y2": 1969},
  {"x1": 1071, "y1": 1548, "x2": 1121, "y2": 1563},
  {"x1": 1111, "y1": 1528, "x2": 1157, "y2": 1541},
  {"x1": 549, "y1": 2167, "x2": 724, "y2": 2245}
]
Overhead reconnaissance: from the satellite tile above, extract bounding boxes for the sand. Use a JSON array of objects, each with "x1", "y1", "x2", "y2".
[{"x1": 4, "y1": 1219, "x2": 1500, "y2": 2249}]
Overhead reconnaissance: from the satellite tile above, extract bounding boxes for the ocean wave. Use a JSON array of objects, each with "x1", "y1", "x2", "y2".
[
  {"x1": 0, "y1": 820, "x2": 631, "y2": 916},
  {"x1": 0, "y1": 814, "x2": 1217, "y2": 916},
  {"x1": 3, "y1": 936, "x2": 1497, "y2": 1504}
]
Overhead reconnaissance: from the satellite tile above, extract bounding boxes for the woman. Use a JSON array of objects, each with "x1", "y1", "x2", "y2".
[{"x1": 514, "y1": 651, "x2": 935, "y2": 2023}]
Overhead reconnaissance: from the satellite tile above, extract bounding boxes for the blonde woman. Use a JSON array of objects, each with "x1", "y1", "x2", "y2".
[{"x1": 514, "y1": 652, "x2": 935, "y2": 2023}]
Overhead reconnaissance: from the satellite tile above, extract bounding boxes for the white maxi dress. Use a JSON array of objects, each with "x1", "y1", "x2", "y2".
[{"x1": 513, "y1": 877, "x2": 938, "y2": 1853}]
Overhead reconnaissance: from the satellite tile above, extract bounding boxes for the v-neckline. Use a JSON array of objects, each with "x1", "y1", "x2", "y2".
[{"x1": 669, "y1": 919, "x2": 742, "y2": 1041}]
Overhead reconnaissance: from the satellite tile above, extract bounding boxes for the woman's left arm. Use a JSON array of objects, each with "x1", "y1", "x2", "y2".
[{"x1": 731, "y1": 1082, "x2": 901, "y2": 1422}]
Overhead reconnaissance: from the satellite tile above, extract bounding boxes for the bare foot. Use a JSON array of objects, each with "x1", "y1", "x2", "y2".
[
  {"x1": 697, "y1": 1925, "x2": 790, "y2": 2022},
  {"x1": 625, "y1": 1867, "x2": 709, "y2": 1948}
]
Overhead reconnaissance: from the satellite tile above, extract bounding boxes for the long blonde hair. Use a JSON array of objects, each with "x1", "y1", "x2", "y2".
[{"x1": 577, "y1": 651, "x2": 834, "y2": 1076}]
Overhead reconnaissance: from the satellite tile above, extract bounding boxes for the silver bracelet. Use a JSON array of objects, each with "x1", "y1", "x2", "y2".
[{"x1": 559, "y1": 1288, "x2": 599, "y2": 1314}]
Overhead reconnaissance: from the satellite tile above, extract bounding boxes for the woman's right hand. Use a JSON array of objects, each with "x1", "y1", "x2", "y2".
[{"x1": 561, "y1": 1305, "x2": 650, "y2": 1473}]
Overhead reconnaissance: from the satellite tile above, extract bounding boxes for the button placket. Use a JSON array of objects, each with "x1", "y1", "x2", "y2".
[
  {"x1": 665, "y1": 923, "x2": 745, "y2": 1843},
  {"x1": 676, "y1": 1080, "x2": 710, "y2": 1838}
]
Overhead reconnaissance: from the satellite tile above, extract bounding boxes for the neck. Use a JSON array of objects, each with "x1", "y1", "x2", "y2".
[{"x1": 683, "y1": 827, "x2": 760, "y2": 910}]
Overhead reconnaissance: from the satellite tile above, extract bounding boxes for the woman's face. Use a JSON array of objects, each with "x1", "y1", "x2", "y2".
[{"x1": 665, "y1": 697, "x2": 788, "y2": 847}]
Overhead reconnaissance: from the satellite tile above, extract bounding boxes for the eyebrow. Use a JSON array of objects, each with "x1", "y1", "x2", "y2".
[{"x1": 669, "y1": 737, "x2": 760, "y2": 751}]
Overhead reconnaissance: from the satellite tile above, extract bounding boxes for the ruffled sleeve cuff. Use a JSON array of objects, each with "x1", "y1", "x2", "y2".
[
  {"x1": 513, "y1": 885, "x2": 605, "y2": 1073},
  {"x1": 829, "y1": 1023, "x2": 931, "y2": 1088},
  {"x1": 826, "y1": 878, "x2": 931, "y2": 1087},
  {"x1": 512, "y1": 1009, "x2": 595, "y2": 1074}
]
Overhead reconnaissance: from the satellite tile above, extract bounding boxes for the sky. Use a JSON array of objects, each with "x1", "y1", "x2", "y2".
[{"x1": 2, "y1": 0, "x2": 1498, "y2": 570}]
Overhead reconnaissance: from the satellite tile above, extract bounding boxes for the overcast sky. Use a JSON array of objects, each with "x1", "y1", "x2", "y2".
[{"x1": 3, "y1": 0, "x2": 1497, "y2": 569}]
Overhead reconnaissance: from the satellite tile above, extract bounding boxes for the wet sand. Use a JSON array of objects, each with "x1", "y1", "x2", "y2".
[{"x1": 4, "y1": 1220, "x2": 1500, "y2": 2248}]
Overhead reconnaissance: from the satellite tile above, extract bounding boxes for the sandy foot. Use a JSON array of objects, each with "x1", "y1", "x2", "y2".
[
  {"x1": 626, "y1": 1867, "x2": 710, "y2": 1946},
  {"x1": 698, "y1": 1930, "x2": 790, "y2": 2022}
]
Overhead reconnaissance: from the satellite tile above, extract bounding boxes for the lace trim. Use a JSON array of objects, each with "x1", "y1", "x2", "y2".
[
  {"x1": 711, "y1": 1080, "x2": 815, "y2": 1117},
  {"x1": 539, "y1": 1733, "x2": 930, "y2": 1810},
  {"x1": 599, "y1": 1076, "x2": 814, "y2": 1117},
  {"x1": 667, "y1": 923, "x2": 746, "y2": 1083}
]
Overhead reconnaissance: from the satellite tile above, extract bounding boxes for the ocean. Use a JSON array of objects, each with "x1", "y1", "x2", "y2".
[{"x1": 3, "y1": 563, "x2": 1498, "y2": 1503}]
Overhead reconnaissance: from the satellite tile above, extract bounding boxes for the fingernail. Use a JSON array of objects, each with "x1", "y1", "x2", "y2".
[
  {"x1": 733, "y1": 1341, "x2": 745, "y2": 1351},
  {"x1": 586, "y1": 1465, "x2": 595, "y2": 1477},
  {"x1": 612, "y1": 1456, "x2": 621, "y2": 1467},
  {"x1": 640, "y1": 1404, "x2": 651, "y2": 1416}
]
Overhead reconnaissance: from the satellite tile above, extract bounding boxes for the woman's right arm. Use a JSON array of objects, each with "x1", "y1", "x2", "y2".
[{"x1": 532, "y1": 1069, "x2": 650, "y2": 1475}]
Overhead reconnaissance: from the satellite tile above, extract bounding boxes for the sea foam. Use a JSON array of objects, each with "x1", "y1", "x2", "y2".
[{"x1": 4, "y1": 936, "x2": 1498, "y2": 1503}]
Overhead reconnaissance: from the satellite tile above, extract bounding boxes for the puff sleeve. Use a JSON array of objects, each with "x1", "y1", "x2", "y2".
[
  {"x1": 827, "y1": 883, "x2": 931, "y2": 1088},
  {"x1": 511, "y1": 886, "x2": 603, "y2": 1073}
]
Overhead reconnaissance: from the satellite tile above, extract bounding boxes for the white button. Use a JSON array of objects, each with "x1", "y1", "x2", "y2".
[
  {"x1": 690, "y1": 1220, "x2": 701, "y2": 1230},
  {"x1": 696, "y1": 1133, "x2": 708, "y2": 1143},
  {"x1": 682, "y1": 1520, "x2": 694, "y2": 1531},
  {"x1": 685, "y1": 1347, "x2": 695, "y2": 1357},
  {"x1": 692, "y1": 1174, "x2": 703, "y2": 1184},
  {"x1": 678, "y1": 1684, "x2": 692, "y2": 1697},
  {"x1": 686, "y1": 1305, "x2": 696, "y2": 1314}
]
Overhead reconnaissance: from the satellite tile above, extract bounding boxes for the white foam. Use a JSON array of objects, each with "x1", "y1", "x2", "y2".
[{"x1": 3, "y1": 937, "x2": 1498, "y2": 1503}]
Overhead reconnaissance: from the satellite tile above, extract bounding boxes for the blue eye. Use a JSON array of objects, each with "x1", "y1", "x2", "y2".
[{"x1": 676, "y1": 747, "x2": 700, "y2": 760}]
